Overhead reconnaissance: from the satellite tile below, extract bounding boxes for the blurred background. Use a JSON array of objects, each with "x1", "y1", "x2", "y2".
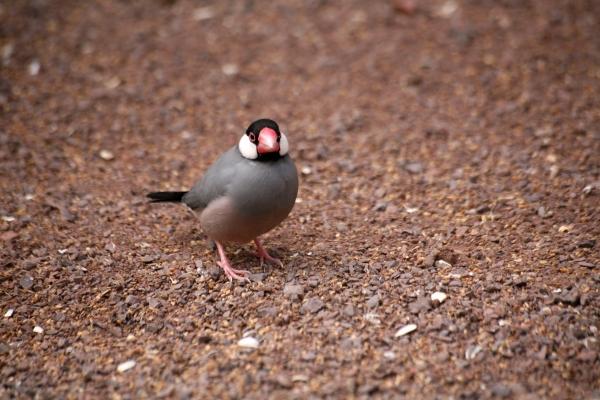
[{"x1": 1, "y1": 0, "x2": 599, "y2": 398}]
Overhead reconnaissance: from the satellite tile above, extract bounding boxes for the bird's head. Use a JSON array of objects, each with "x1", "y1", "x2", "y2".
[{"x1": 238, "y1": 119, "x2": 289, "y2": 161}]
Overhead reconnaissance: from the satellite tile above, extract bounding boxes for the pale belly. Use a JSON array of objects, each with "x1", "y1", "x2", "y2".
[{"x1": 198, "y1": 196, "x2": 294, "y2": 243}]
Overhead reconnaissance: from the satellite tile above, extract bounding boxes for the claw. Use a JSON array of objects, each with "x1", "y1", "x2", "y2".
[
  {"x1": 215, "y1": 242, "x2": 251, "y2": 282},
  {"x1": 254, "y1": 238, "x2": 284, "y2": 268}
]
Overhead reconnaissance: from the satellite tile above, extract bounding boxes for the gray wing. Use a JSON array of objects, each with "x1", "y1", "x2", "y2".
[{"x1": 181, "y1": 146, "x2": 242, "y2": 210}]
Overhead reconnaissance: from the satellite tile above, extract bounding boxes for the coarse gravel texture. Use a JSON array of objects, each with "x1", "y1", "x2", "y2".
[{"x1": 1, "y1": 0, "x2": 600, "y2": 398}]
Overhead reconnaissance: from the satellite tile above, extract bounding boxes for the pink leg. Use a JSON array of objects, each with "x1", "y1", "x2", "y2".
[
  {"x1": 253, "y1": 238, "x2": 283, "y2": 268},
  {"x1": 215, "y1": 242, "x2": 250, "y2": 282}
]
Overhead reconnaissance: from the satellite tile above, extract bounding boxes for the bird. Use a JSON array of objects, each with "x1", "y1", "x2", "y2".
[{"x1": 147, "y1": 119, "x2": 299, "y2": 281}]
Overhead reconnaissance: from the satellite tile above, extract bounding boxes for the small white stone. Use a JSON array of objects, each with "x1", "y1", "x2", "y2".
[
  {"x1": 237, "y1": 336, "x2": 259, "y2": 349},
  {"x1": 431, "y1": 291, "x2": 447, "y2": 303},
  {"x1": 1, "y1": 216, "x2": 15, "y2": 222},
  {"x1": 558, "y1": 224, "x2": 573, "y2": 233},
  {"x1": 295, "y1": 198, "x2": 303, "y2": 203},
  {"x1": 99, "y1": 149, "x2": 115, "y2": 161},
  {"x1": 180, "y1": 130, "x2": 193, "y2": 140},
  {"x1": 394, "y1": 323, "x2": 417, "y2": 338},
  {"x1": 2, "y1": 43, "x2": 14, "y2": 63},
  {"x1": 28, "y1": 60, "x2": 40, "y2": 75},
  {"x1": 437, "y1": 0, "x2": 458, "y2": 17},
  {"x1": 292, "y1": 374, "x2": 309, "y2": 382},
  {"x1": 383, "y1": 351, "x2": 396, "y2": 360},
  {"x1": 25, "y1": 194, "x2": 35, "y2": 201},
  {"x1": 192, "y1": 6, "x2": 215, "y2": 21},
  {"x1": 126, "y1": 334, "x2": 136, "y2": 341},
  {"x1": 4, "y1": 309, "x2": 14, "y2": 318},
  {"x1": 404, "y1": 206, "x2": 419, "y2": 214},
  {"x1": 465, "y1": 345, "x2": 482, "y2": 360},
  {"x1": 364, "y1": 313, "x2": 381, "y2": 325},
  {"x1": 541, "y1": 306, "x2": 552, "y2": 315},
  {"x1": 117, "y1": 360, "x2": 136, "y2": 372},
  {"x1": 434, "y1": 259, "x2": 452, "y2": 268},
  {"x1": 301, "y1": 166, "x2": 312, "y2": 175},
  {"x1": 58, "y1": 249, "x2": 68, "y2": 254},
  {"x1": 104, "y1": 76, "x2": 121, "y2": 89},
  {"x1": 33, "y1": 325, "x2": 44, "y2": 334},
  {"x1": 221, "y1": 63, "x2": 239, "y2": 76}
]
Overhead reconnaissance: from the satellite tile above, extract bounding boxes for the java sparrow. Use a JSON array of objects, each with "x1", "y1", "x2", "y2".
[{"x1": 148, "y1": 119, "x2": 299, "y2": 281}]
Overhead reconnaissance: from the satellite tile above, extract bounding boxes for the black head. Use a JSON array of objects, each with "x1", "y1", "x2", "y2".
[
  {"x1": 246, "y1": 119, "x2": 280, "y2": 137},
  {"x1": 239, "y1": 118, "x2": 289, "y2": 160}
]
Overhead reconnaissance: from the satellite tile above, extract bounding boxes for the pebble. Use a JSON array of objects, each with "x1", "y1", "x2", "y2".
[
  {"x1": 363, "y1": 294, "x2": 379, "y2": 309},
  {"x1": 372, "y1": 201, "x2": 387, "y2": 212},
  {"x1": 192, "y1": 6, "x2": 215, "y2": 21},
  {"x1": 117, "y1": 360, "x2": 136, "y2": 372},
  {"x1": 28, "y1": 59, "x2": 40, "y2": 75},
  {"x1": 292, "y1": 374, "x2": 309, "y2": 382},
  {"x1": 394, "y1": 323, "x2": 417, "y2": 337},
  {"x1": 221, "y1": 63, "x2": 239, "y2": 76},
  {"x1": 4, "y1": 309, "x2": 14, "y2": 318},
  {"x1": 301, "y1": 297, "x2": 324, "y2": 314},
  {"x1": 558, "y1": 224, "x2": 573, "y2": 233},
  {"x1": 104, "y1": 76, "x2": 121, "y2": 89},
  {"x1": 364, "y1": 313, "x2": 381, "y2": 325},
  {"x1": 301, "y1": 166, "x2": 312, "y2": 175},
  {"x1": 465, "y1": 344, "x2": 482, "y2": 360},
  {"x1": 476, "y1": 205, "x2": 490, "y2": 214},
  {"x1": 392, "y1": 0, "x2": 416, "y2": 15},
  {"x1": 431, "y1": 291, "x2": 447, "y2": 304},
  {"x1": 141, "y1": 254, "x2": 158, "y2": 263},
  {"x1": 20, "y1": 276, "x2": 34, "y2": 290},
  {"x1": 404, "y1": 162, "x2": 424, "y2": 174},
  {"x1": 409, "y1": 296, "x2": 431, "y2": 314},
  {"x1": 105, "y1": 242, "x2": 117, "y2": 253},
  {"x1": 490, "y1": 384, "x2": 512, "y2": 398},
  {"x1": 434, "y1": 259, "x2": 452, "y2": 268},
  {"x1": 437, "y1": 0, "x2": 458, "y2": 17},
  {"x1": 1, "y1": 216, "x2": 15, "y2": 222},
  {"x1": 577, "y1": 239, "x2": 596, "y2": 249},
  {"x1": 583, "y1": 183, "x2": 596, "y2": 195},
  {"x1": 342, "y1": 304, "x2": 355, "y2": 317},
  {"x1": 283, "y1": 283, "x2": 304, "y2": 299},
  {"x1": 555, "y1": 287, "x2": 580, "y2": 306},
  {"x1": 99, "y1": 149, "x2": 115, "y2": 161},
  {"x1": 237, "y1": 336, "x2": 259, "y2": 349},
  {"x1": 2, "y1": 43, "x2": 14, "y2": 64},
  {"x1": 33, "y1": 326, "x2": 44, "y2": 334}
]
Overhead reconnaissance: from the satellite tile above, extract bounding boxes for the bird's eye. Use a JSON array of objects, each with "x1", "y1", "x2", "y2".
[{"x1": 248, "y1": 133, "x2": 256, "y2": 142}]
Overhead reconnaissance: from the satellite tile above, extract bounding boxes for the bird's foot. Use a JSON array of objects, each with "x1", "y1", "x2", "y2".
[
  {"x1": 254, "y1": 238, "x2": 284, "y2": 268},
  {"x1": 215, "y1": 241, "x2": 250, "y2": 282},
  {"x1": 217, "y1": 260, "x2": 250, "y2": 282}
]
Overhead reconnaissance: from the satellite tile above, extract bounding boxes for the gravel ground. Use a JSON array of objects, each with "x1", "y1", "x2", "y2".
[{"x1": 1, "y1": 0, "x2": 599, "y2": 398}]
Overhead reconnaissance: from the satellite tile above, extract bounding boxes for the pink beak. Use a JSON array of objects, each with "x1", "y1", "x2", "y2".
[{"x1": 257, "y1": 128, "x2": 280, "y2": 154}]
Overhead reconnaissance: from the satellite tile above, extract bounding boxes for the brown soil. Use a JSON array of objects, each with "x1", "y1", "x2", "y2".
[{"x1": 1, "y1": 0, "x2": 599, "y2": 398}]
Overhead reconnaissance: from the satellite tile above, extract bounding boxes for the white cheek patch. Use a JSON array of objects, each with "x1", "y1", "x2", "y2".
[
  {"x1": 239, "y1": 134, "x2": 258, "y2": 159},
  {"x1": 279, "y1": 133, "x2": 289, "y2": 156}
]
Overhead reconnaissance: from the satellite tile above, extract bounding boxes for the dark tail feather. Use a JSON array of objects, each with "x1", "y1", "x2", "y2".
[{"x1": 147, "y1": 191, "x2": 187, "y2": 203}]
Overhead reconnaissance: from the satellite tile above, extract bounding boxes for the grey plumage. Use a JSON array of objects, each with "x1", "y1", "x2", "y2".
[
  {"x1": 182, "y1": 146, "x2": 298, "y2": 243},
  {"x1": 148, "y1": 118, "x2": 297, "y2": 280}
]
